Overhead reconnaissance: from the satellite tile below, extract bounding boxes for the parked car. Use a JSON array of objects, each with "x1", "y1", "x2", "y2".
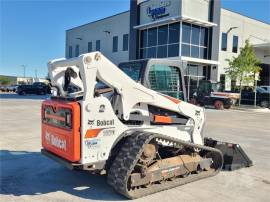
[
  {"x1": 259, "y1": 86, "x2": 270, "y2": 93},
  {"x1": 32, "y1": 82, "x2": 51, "y2": 93},
  {"x1": 0, "y1": 86, "x2": 7, "y2": 92},
  {"x1": 6, "y1": 85, "x2": 19, "y2": 92},
  {"x1": 17, "y1": 82, "x2": 50, "y2": 95},
  {"x1": 241, "y1": 87, "x2": 270, "y2": 108}
]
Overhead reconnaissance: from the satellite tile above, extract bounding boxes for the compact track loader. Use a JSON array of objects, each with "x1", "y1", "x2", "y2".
[{"x1": 41, "y1": 52, "x2": 252, "y2": 199}]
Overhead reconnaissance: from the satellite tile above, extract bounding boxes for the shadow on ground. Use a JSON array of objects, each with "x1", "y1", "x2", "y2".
[
  {"x1": 0, "y1": 150, "x2": 125, "y2": 201},
  {"x1": 0, "y1": 93, "x2": 49, "y2": 100}
]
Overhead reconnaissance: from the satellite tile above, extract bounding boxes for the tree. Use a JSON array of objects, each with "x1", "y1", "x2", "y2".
[
  {"x1": 225, "y1": 40, "x2": 261, "y2": 105},
  {"x1": 0, "y1": 77, "x2": 12, "y2": 85}
]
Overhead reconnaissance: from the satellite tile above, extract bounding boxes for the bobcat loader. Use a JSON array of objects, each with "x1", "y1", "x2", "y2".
[{"x1": 41, "y1": 52, "x2": 252, "y2": 199}]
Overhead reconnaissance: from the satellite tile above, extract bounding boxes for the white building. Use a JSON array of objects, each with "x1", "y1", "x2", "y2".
[
  {"x1": 0, "y1": 75, "x2": 48, "y2": 85},
  {"x1": 219, "y1": 9, "x2": 270, "y2": 89},
  {"x1": 66, "y1": 0, "x2": 270, "y2": 93},
  {"x1": 66, "y1": 11, "x2": 130, "y2": 65}
]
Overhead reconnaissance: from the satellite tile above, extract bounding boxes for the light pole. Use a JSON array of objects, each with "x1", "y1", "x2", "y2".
[
  {"x1": 254, "y1": 73, "x2": 259, "y2": 108},
  {"x1": 226, "y1": 26, "x2": 238, "y2": 34},
  {"x1": 226, "y1": 27, "x2": 239, "y2": 104},
  {"x1": 21, "y1": 65, "x2": 27, "y2": 78}
]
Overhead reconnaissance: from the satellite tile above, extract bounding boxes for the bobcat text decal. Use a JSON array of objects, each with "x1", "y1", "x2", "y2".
[
  {"x1": 88, "y1": 119, "x2": 114, "y2": 126},
  {"x1": 97, "y1": 119, "x2": 114, "y2": 126},
  {"x1": 45, "y1": 131, "x2": 67, "y2": 151}
]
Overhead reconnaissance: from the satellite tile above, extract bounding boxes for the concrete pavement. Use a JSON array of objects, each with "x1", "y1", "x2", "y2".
[{"x1": 0, "y1": 96, "x2": 270, "y2": 202}]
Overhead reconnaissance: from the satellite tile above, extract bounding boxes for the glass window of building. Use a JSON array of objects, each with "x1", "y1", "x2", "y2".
[
  {"x1": 157, "y1": 45, "x2": 167, "y2": 58},
  {"x1": 169, "y1": 22, "x2": 180, "y2": 44},
  {"x1": 182, "y1": 23, "x2": 191, "y2": 44},
  {"x1": 200, "y1": 47, "x2": 207, "y2": 59},
  {"x1": 140, "y1": 48, "x2": 147, "y2": 59},
  {"x1": 232, "y1": 35, "x2": 238, "y2": 53},
  {"x1": 75, "y1": 44, "x2": 79, "y2": 57},
  {"x1": 168, "y1": 44, "x2": 179, "y2": 57},
  {"x1": 199, "y1": 27, "x2": 209, "y2": 59},
  {"x1": 148, "y1": 27, "x2": 157, "y2": 47},
  {"x1": 181, "y1": 44, "x2": 190, "y2": 57},
  {"x1": 113, "y1": 36, "x2": 118, "y2": 52},
  {"x1": 123, "y1": 34, "x2": 129, "y2": 51},
  {"x1": 158, "y1": 25, "x2": 168, "y2": 45},
  {"x1": 181, "y1": 23, "x2": 208, "y2": 59},
  {"x1": 191, "y1": 25, "x2": 200, "y2": 45},
  {"x1": 88, "y1": 42, "x2": 92, "y2": 52},
  {"x1": 147, "y1": 47, "x2": 156, "y2": 58},
  {"x1": 221, "y1": 33, "x2": 227, "y2": 51},
  {"x1": 69, "y1": 46, "x2": 72, "y2": 58},
  {"x1": 96, "y1": 40, "x2": 100, "y2": 51},
  {"x1": 200, "y1": 28, "x2": 208, "y2": 47},
  {"x1": 139, "y1": 22, "x2": 210, "y2": 60},
  {"x1": 191, "y1": 46, "x2": 199, "y2": 58},
  {"x1": 140, "y1": 30, "x2": 147, "y2": 48},
  {"x1": 139, "y1": 22, "x2": 180, "y2": 59}
]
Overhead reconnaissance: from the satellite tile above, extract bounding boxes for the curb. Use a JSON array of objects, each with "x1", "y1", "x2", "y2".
[{"x1": 231, "y1": 107, "x2": 270, "y2": 113}]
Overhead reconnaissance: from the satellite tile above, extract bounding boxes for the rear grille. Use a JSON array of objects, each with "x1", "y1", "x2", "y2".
[{"x1": 43, "y1": 106, "x2": 72, "y2": 130}]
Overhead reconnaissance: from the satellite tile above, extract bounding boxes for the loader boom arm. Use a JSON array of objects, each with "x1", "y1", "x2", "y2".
[{"x1": 48, "y1": 52, "x2": 205, "y2": 144}]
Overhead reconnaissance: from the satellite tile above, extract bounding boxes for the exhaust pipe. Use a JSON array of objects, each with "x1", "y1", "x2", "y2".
[{"x1": 204, "y1": 138, "x2": 253, "y2": 171}]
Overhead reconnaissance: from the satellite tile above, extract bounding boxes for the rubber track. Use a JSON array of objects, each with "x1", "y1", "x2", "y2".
[{"x1": 107, "y1": 132, "x2": 223, "y2": 199}]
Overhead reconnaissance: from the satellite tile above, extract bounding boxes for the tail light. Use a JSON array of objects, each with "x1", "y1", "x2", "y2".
[
  {"x1": 43, "y1": 106, "x2": 72, "y2": 129},
  {"x1": 65, "y1": 111, "x2": 72, "y2": 128}
]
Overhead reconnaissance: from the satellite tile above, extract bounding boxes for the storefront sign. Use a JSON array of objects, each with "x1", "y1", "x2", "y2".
[{"x1": 147, "y1": 0, "x2": 171, "y2": 20}]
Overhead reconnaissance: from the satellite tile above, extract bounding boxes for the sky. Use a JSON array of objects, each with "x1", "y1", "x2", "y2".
[{"x1": 0, "y1": 0, "x2": 269, "y2": 78}]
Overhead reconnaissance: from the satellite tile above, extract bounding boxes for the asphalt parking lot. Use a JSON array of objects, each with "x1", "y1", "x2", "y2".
[{"x1": 1, "y1": 94, "x2": 270, "y2": 202}]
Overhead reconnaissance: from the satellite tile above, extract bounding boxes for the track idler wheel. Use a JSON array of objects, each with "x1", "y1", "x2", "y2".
[{"x1": 140, "y1": 143, "x2": 156, "y2": 164}]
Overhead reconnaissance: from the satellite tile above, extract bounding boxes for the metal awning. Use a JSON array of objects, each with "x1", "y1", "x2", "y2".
[
  {"x1": 181, "y1": 15, "x2": 217, "y2": 27},
  {"x1": 133, "y1": 15, "x2": 217, "y2": 30},
  {"x1": 181, "y1": 56, "x2": 219, "y2": 65},
  {"x1": 253, "y1": 42, "x2": 270, "y2": 53}
]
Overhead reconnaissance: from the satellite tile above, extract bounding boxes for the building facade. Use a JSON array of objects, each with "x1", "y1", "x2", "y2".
[
  {"x1": 0, "y1": 75, "x2": 47, "y2": 85},
  {"x1": 66, "y1": 11, "x2": 130, "y2": 66},
  {"x1": 66, "y1": 0, "x2": 270, "y2": 93}
]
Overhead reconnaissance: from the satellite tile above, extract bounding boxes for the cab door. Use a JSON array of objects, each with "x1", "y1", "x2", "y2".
[{"x1": 144, "y1": 59, "x2": 187, "y2": 101}]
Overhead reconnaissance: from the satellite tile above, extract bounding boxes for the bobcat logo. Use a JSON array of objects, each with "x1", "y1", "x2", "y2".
[{"x1": 88, "y1": 120, "x2": 95, "y2": 125}]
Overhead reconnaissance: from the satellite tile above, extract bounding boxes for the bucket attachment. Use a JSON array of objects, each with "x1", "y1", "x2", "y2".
[{"x1": 204, "y1": 138, "x2": 253, "y2": 171}]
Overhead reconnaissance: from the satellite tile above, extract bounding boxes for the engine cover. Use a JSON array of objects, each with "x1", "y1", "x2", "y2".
[{"x1": 41, "y1": 100, "x2": 81, "y2": 162}]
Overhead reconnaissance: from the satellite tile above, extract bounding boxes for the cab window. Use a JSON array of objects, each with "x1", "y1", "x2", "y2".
[
  {"x1": 119, "y1": 61, "x2": 145, "y2": 82},
  {"x1": 148, "y1": 64, "x2": 184, "y2": 100}
]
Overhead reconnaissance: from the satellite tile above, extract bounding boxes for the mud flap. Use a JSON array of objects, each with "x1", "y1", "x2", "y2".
[{"x1": 204, "y1": 138, "x2": 253, "y2": 171}]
